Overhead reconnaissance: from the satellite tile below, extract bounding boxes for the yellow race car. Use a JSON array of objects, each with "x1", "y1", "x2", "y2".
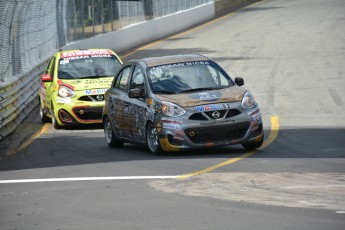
[{"x1": 39, "y1": 49, "x2": 122, "y2": 129}]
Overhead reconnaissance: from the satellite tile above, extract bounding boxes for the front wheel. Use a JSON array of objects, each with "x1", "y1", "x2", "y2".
[
  {"x1": 146, "y1": 122, "x2": 163, "y2": 155},
  {"x1": 103, "y1": 116, "x2": 124, "y2": 148},
  {"x1": 51, "y1": 106, "x2": 62, "y2": 129},
  {"x1": 39, "y1": 104, "x2": 50, "y2": 123},
  {"x1": 242, "y1": 134, "x2": 264, "y2": 150}
]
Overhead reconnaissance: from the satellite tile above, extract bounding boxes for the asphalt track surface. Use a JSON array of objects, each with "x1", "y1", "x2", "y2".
[{"x1": 1, "y1": 0, "x2": 345, "y2": 229}]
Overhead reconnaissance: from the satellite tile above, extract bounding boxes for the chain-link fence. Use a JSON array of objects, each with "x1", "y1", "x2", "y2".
[
  {"x1": 63, "y1": 0, "x2": 211, "y2": 45},
  {"x1": 0, "y1": 0, "x2": 211, "y2": 84},
  {"x1": 0, "y1": 0, "x2": 57, "y2": 84}
]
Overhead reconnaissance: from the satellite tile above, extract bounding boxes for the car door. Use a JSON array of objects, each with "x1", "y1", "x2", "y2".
[
  {"x1": 109, "y1": 65, "x2": 133, "y2": 139},
  {"x1": 122, "y1": 65, "x2": 148, "y2": 142}
]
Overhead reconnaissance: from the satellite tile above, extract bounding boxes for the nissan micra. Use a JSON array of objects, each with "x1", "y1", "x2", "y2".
[
  {"x1": 103, "y1": 54, "x2": 264, "y2": 154},
  {"x1": 39, "y1": 49, "x2": 122, "y2": 129}
]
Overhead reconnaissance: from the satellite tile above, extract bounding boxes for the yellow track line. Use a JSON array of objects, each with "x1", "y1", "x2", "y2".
[
  {"x1": 8, "y1": 124, "x2": 50, "y2": 157},
  {"x1": 178, "y1": 116, "x2": 280, "y2": 179}
]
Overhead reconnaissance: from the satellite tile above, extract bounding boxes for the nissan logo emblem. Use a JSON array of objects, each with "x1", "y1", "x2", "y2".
[
  {"x1": 212, "y1": 111, "x2": 221, "y2": 119},
  {"x1": 96, "y1": 95, "x2": 104, "y2": 101}
]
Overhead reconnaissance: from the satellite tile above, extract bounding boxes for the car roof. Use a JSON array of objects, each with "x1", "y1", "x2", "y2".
[
  {"x1": 59, "y1": 48, "x2": 113, "y2": 53},
  {"x1": 139, "y1": 54, "x2": 210, "y2": 67},
  {"x1": 56, "y1": 49, "x2": 122, "y2": 63}
]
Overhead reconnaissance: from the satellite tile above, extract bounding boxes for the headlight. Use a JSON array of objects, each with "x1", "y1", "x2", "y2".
[
  {"x1": 58, "y1": 85, "x2": 76, "y2": 98},
  {"x1": 241, "y1": 91, "x2": 256, "y2": 108},
  {"x1": 160, "y1": 101, "x2": 186, "y2": 117}
]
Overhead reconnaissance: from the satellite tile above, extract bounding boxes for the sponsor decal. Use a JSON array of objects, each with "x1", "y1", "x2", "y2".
[
  {"x1": 156, "y1": 123, "x2": 161, "y2": 133},
  {"x1": 59, "y1": 59, "x2": 70, "y2": 65},
  {"x1": 91, "y1": 54, "x2": 112, "y2": 58},
  {"x1": 205, "y1": 142, "x2": 215, "y2": 147},
  {"x1": 248, "y1": 108, "x2": 261, "y2": 120},
  {"x1": 160, "y1": 118, "x2": 182, "y2": 124},
  {"x1": 85, "y1": 89, "x2": 107, "y2": 95},
  {"x1": 200, "y1": 119, "x2": 235, "y2": 126},
  {"x1": 162, "y1": 123, "x2": 181, "y2": 130},
  {"x1": 61, "y1": 50, "x2": 113, "y2": 58},
  {"x1": 173, "y1": 130, "x2": 185, "y2": 140},
  {"x1": 195, "y1": 103, "x2": 230, "y2": 112},
  {"x1": 149, "y1": 61, "x2": 210, "y2": 77},
  {"x1": 59, "y1": 54, "x2": 113, "y2": 65},
  {"x1": 189, "y1": 91, "x2": 222, "y2": 102},
  {"x1": 251, "y1": 121, "x2": 259, "y2": 131},
  {"x1": 185, "y1": 61, "x2": 210, "y2": 66},
  {"x1": 147, "y1": 98, "x2": 153, "y2": 107},
  {"x1": 56, "y1": 98, "x2": 71, "y2": 104},
  {"x1": 85, "y1": 79, "x2": 112, "y2": 85},
  {"x1": 150, "y1": 61, "x2": 210, "y2": 72},
  {"x1": 59, "y1": 56, "x2": 90, "y2": 65}
]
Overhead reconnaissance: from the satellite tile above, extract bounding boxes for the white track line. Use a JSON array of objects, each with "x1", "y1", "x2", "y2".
[{"x1": 0, "y1": 175, "x2": 179, "y2": 184}]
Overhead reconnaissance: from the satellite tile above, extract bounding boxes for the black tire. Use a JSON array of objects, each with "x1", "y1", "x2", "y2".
[
  {"x1": 39, "y1": 104, "x2": 51, "y2": 123},
  {"x1": 51, "y1": 106, "x2": 62, "y2": 129},
  {"x1": 146, "y1": 122, "x2": 163, "y2": 154},
  {"x1": 103, "y1": 116, "x2": 124, "y2": 148},
  {"x1": 242, "y1": 133, "x2": 264, "y2": 150}
]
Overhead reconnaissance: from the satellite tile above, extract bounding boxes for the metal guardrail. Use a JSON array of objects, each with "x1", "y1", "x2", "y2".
[{"x1": 0, "y1": 61, "x2": 48, "y2": 141}]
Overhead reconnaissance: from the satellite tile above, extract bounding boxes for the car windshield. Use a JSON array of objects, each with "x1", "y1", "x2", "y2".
[
  {"x1": 147, "y1": 60, "x2": 234, "y2": 94},
  {"x1": 58, "y1": 54, "x2": 121, "y2": 79}
]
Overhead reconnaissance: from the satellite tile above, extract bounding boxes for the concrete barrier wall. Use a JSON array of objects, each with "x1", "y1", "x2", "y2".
[
  {"x1": 63, "y1": 2, "x2": 216, "y2": 53},
  {"x1": 214, "y1": 0, "x2": 261, "y2": 17},
  {"x1": 63, "y1": 0, "x2": 261, "y2": 53}
]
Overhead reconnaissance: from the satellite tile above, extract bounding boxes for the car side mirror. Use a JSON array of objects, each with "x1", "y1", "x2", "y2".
[
  {"x1": 41, "y1": 74, "x2": 53, "y2": 82},
  {"x1": 235, "y1": 77, "x2": 244, "y2": 86},
  {"x1": 128, "y1": 88, "x2": 145, "y2": 98}
]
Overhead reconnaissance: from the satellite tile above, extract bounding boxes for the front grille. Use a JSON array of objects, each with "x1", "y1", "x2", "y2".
[
  {"x1": 189, "y1": 113, "x2": 208, "y2": 120},
  {"x1": 73, "y1": 107, "x2": 103, "y2": 120},
  {"x1": 189, "y1": 109, "x2": 241, "y2": 120},
  {"x1": 184, "y1": 122, "x2": 250, "y2": 144},
  {"x1": 78, "y1": 95, "x2": 105, "y2": 102},
  {"x1": 225, "y1": 109, "x2": 241, "y2": 118},
  {"x1": 204, "y1": 110, "x2": 227, "y2": 119}
]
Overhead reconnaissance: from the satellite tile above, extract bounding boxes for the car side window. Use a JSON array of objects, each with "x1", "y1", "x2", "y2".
[
  {"x1": 114, "y1": 65, "x2": 132, "y2": 91},
  {"x1": 50, "y1": 57, "x2": 56, "y2": 78},
  {"x1": 129, "y1": 65, "x2": 145, "y2": 92},
  {"x1": 207, "y1": 64, "x2": 230, "y2": 86},
  {"x1": 46, "y1": 57, "x2": 56, "y2": 77}
]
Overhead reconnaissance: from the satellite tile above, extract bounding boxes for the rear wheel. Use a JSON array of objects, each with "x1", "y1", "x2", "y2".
[
  {"x1": 103, "y1": 116, "x2": 124, "y2": 148},
  {"x1": 146, "y1": 122, "x2": 163, "y2": 154}
]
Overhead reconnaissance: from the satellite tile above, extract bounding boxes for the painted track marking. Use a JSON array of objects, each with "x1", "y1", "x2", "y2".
[
  {"x1": 0, "y1": 176, "x2": 179, "y2": 184},
  {"x1": 0, "y1": 116, "x2": 279, "y2": 184}
]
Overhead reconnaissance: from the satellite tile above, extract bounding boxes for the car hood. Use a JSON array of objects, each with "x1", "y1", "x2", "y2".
[
  {"x1": 155, "y1": 85, "x2": 246, "y2": 107},
  {"x1": 59, "y1": 77, "x2": 113, "y2": 90}
]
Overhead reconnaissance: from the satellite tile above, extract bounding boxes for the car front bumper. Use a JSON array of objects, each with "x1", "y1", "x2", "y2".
[{"x1": 156, "y1": 102, "x2": 263, "y2": 151}]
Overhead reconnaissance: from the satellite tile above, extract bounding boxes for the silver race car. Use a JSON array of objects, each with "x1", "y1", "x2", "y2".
[{"x1": 103, "y1": 54, "x2": 264, "y2": 154}]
